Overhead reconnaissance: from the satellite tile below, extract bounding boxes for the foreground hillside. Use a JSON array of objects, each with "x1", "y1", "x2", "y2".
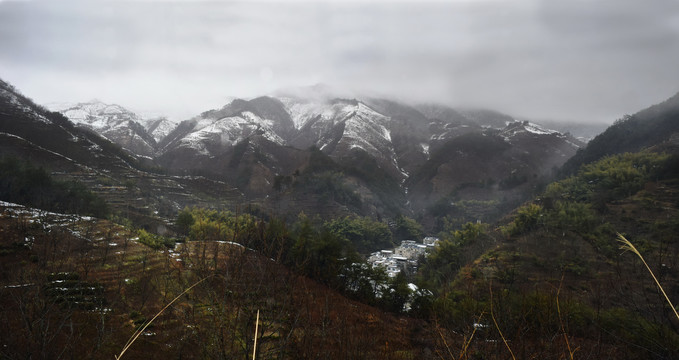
[
  {"x1": 7, "y1": 148, "x2": 679, "y2": 360},
  {"x1": 0, "y1": 201, "x2": 438, "y2": 359},
  {"x1": 3, "y1": 194, "x2": 665, "y2": 359}
]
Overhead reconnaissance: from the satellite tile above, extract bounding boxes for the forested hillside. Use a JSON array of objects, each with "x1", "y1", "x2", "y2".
[
  {"x1": 419, "y1": 150, "x2": 679, "y2": 359},
  {"x1": 0, "y1": 156, "x2": 109, "y2": 217},
  {"x1": 562, "y1": 91, "x2": 679, "y2": 174}
]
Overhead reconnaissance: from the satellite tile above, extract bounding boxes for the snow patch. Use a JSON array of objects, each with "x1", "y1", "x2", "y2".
[
  {"x1": 420, "y1": 143, "x2": 430, "y2": 156},
  {"x1": 524, "y1": 122, "x2": 558, "y2": 135},
  {"x1": 177, "y1": 111, "x2": 286, "y2": 154},
  {"x1": 1, "y1": 88, "x2": 51, "y2": 124}
]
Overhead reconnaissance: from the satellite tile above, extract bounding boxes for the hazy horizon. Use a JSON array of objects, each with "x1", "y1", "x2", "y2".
[{"x1": 1, "y1": 0, "x2": 678, "y2": 123}]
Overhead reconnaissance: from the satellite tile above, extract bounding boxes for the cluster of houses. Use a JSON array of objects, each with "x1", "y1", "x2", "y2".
[{"x1": 368, "y1": 237, "x2": 440, "y2": 277}]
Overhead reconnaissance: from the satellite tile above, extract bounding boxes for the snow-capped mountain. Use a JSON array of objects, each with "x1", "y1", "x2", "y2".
[
  {"x1": 172, "y1": 110, "x2": 286, "y2": 155},
  {"x1": 157, "y1": 100, "x2": 292, "y2": 168},
  {"x1": 49, "y1": 94, "x2": 581, "y2": 188},
  {"x1": 158, "y1": 96, "x2": 404, "y2": 179},
  {"x1": 281, "y1": 97, "x2": 402, "y2": 177},
  {"x1": 142, "y1": 117, "x2": 176, "y2": 143},
  {"x1": 1, "y1": 78, "x2": 244, "y2": 226},
  {"x1": 49, "y1": 100, "x2": 140, "y2": 128},
  {"x1": 156, "y1": 94, "x2": 584, "y2": 184},
  {"x1": 0, "y1": 81, "x2": 139, "y2": 172},
  {"x1": 48, "y1": 100, "x2": 159, "y2": 156},
  {"x1": 40, "y1": 89, "x2": 584, "y2": 220},
  {"x1": 499, "y1": 120, "x2": 583, "y2": 168}
]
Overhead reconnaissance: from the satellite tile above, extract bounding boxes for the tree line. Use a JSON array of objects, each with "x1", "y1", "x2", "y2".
[
  {"x1": 0, "y1": 156, "x2": 109, "y2": 218},
  {"x1": 174, "y1": 207, "x2": 431, "y2": 315}
]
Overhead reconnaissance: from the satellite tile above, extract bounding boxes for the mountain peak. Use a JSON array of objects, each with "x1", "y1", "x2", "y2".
[{"x1": 47, "y1": 99, "x2": 159, "y2": 156}]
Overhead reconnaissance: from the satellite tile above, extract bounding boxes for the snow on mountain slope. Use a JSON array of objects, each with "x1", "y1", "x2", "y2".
[
  {"x1": 497, "y1": 121, "x2": 583, "y2": 170},
  {"x1": 334, "y1": 103, "x2": 395, "y2": 156},
  {"x1": 142, "y1": 117, "x2": 176, "y2": 143},
  {"x1": 281, "y1": 97, "x2": 403, "y2": 177},
  {"x1": 47, "y1": 94, "x2": 580, "y2": 192},
  {"x1": 279, "y1": 97, "x2": 335, "y2": 130},
  {"x1": 169, "y1": 97, "x2": 359, "y2": 157},
  {"x1": 499, "y1": 120, "x2": 576, "y2": 149},
  {"x1": 173, "y1": 111, "x2": 286, "y2": 155},
  {"x1": 0, "y1": 85, "x2": 52, "y2": 125},
  {"x1": 342, "y1": 103, "x2": 407, "y2": 178},
  {"x1": 48, "y1": 101, "x2": 157, "y2": 156},
  {"x1": 163, "y1": 96, "x2": 404, "y2": 178},
  {"x1": 0, "y1": 80, "x2": 141, "y2": 172},
  {"x1": 50, "y1": 101, "x2": 142, "y2": 130},
  {"x1": 281, "y1": 98, "x2": 391, "y2": 148},
  {"x1": 501, "y1": 121, "x2": 559, "y2": 139}
]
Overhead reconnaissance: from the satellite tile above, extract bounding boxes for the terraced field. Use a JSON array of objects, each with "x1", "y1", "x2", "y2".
[{"x1": 0, "y1": 202, "x2": 434, "y2": 359}]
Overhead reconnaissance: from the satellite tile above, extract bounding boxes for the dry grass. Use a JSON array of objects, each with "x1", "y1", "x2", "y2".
[
  {"x1": 617, "y1": 233, "x2": 679, "y2": 322},
  {"x1": 459, "y1": 312, "x2": 484, "y2": 360},
  {"x1": 252, "y1": 309, "x2": 260, "y2": 360},
  {"x1": 115, "y1": 275, "x2": 213, "y2": 360},
  {"x1": 556, "y1": 274, "x2": 578, "y2": 360},
  {"x1": 489, "y1": 283, "x2": 516, "y2": 360}
]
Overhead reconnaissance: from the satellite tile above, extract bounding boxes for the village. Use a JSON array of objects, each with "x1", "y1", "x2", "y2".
[{"x1": 367, "y1": 236, "x2": 440, "y2": 278}]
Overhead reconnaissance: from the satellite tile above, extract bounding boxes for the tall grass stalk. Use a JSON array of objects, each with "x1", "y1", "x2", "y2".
[
  {"x1": 434, "y1": 319, "x2": 455, "y2": 360},
  {"x1": 253, "y1": 309, "x2": 260, "y2": 360},
  {"x1": 489, "y1": 284, "x2": 516, "y2": 360},
  {"x1": 458, "y1": 312, "x2": 484, "y2": 360},
  {"x1": 115, "y1": 275, "x2": 213, "y2": 360},
  {"x1": 618, "y1": 233, "x2": 679, "y2": 322},
  {"x1": 556, "y1": 274, "x2": 577, "y2": 359}
]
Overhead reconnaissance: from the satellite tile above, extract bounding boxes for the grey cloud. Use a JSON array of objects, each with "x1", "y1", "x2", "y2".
[{"x1": 1, "y1": 0, "x2": 678, "y2": 123}]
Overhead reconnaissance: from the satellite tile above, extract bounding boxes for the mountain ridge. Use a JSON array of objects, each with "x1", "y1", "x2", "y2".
[
  {"x1": 44, "y1": 88, "x2": 583, "y2": 225},
  {"x1": 561, "y1": 90, "x2": 679, "y2": 175}
]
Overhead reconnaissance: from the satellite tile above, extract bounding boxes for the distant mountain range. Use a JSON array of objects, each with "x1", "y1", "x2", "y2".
[
  {"x1": 39, "y1": 90, "x2": 584, "y2": 227},
  {"x1": 3, "y1": 75, "x2": 679, "y2": 231}
]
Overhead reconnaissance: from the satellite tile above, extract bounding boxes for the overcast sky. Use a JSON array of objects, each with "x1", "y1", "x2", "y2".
[{"x1": 1, "y1": 0, "x2": 678, "y2": 123}]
